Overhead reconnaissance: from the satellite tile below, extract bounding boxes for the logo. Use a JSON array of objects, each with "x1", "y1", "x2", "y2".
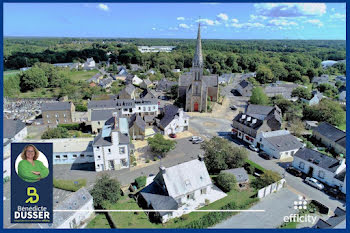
[
  {"x1": 25, "y1": 187, "x2": 39, "y2": 204},
  {"x1": 294, "y1": 196, "x2": 307, "y2": 210},
  {"x1": 283, "y1": 196, "x2": 317, "y2": 225}
]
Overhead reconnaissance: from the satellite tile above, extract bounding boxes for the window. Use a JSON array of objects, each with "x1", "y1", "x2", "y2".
[
  {"x1": 153, "y1": 106, "x2": 155, "y2": 110},
  {"x1": 98, "y1": 156, "x2": 101, "y2": 159},
  {"x1": 55, "y1": 114, "x2": 59, "y2": 118},
  {"x1": 184, "y1": 120, "x2": 187, "y2": 124},
  {"x1": 63, "y1": 155, "x2": 68, "y2": 159},
  {"x1": 47, "y1": 120, "x2": 50, "y2": 124},
  {"x1": 98, "y1": 121, "x2": 101, "y2": 125},
  {"x1": 97, "y1": 146, "x2": 100, "y2": 150},
  {"x1": 139, "y1": 107, "x2": 141, "y2": 110},
  {"x1": 64, "y1": 119, "x2": 67, "y2": 123},
  {"x1": 143, "y1": 107, "x2": 146, "y2": 111},
  {"x1": 63, "y1": 114, "x2": 66, "y2": 117},
  {"x1": 119, "y1": 147, "x2": 125, "y2": 154},
  {"x1": 108, "y1": 149, "x2": 111, "y2": 153},
  {"x1": 318, "y1": 171, "x2": 325, "y2": 179},
  {"x1": 73, "y1": 154, "x2": 77, "y2": 158},
  {"x1": 55, "y1": 155, "x2": 60, "y2": 159},
  {"x1": 148, "y1": 107, "x2": 151, "y2": 111},
  {"x1": 200, "y1": 188, "x2": 206, "y2": 195},
  {"x1": 80, "y1": 154, "x2": 84, "y2": 158},
  {"x1": 299, "y1": 162, "x2": 305, "y2": 169},
  {"x1": 47, "y1": 114, "x2": 50, "y2": 118}
]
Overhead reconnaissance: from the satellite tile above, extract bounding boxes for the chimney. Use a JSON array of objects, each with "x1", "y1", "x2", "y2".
[
  {"x1": 159, "y1": 166, "x2": 166, "y2": 174},
  {"x1": 113, "y1": 112, "x2": 118, "y2": 129},
  {"x1": 198, "y1": 155, "x2": 204, "y2": 162}
]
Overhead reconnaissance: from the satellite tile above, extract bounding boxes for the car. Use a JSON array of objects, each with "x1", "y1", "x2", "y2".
[
  {"x1": 286, "y1": 167, "x2": 302, "y2": 177},
  {"x1": 193, "y1": 138, "x2": 204, "y2": 144},
  {"x1": 259, "y1": 151, "x2": 271, "y2": 160},
  {"x1": 169, "y1": 133, "x2": 177, "y2": 138},
  {"x1": 190, "y1": 136, "x2": 202, "y2": 141},
  {"x1": 248, "y1": 145, "x2": 259, "y2": 152},
  {"x1": 324, "y1": 187, "x2": 341, "y2": 198},
  {"x1": 304, "y1": 177, "x2": 324, "y2": 190},
  {"x1": 230, "y1": 105, "x2": 238, "y2": 111}
]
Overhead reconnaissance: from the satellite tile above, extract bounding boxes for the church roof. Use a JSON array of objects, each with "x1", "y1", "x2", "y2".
[{"x1": 192, "y1": 24, "x2": 203, "y2": 68}]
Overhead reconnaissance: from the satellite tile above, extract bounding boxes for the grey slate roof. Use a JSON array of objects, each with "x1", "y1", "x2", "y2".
[
  {"x1": 294, "y1": 148, "x2": 342, "y2": 173},
  {"x1": 232, "y1": 112, "x2": 263, "y2": 130},
  {"x1": 99, "y1": 77, "x2": 113, "y2": 87},
  {"x1": 140, "y1": 89, "x2": 156, "y2": 99},
  {"x1": 3, "y1": 119, "x2": 26, "y2": 139},
  {"x1": 313, "y1": 207, "x2": 346, "y2": 229},
  {"x1": 42, "y1": 102, "x2": 72, "y2": 111},
  {"x1": 119, "y1": 132, "x2": 130, "y2": 144},
  {"x1": 159, "y1": 105, "x2": 179, "y2": 128},
  {"x1": 129, "y1": 114, "x2": 146, "y2": 131},
  {"x1": 246, "y1": 104, "x2": 274, "y2": 116},
  {"x1": 124, "y1": 83, "x2": 136, "y2": 95},
  {"x1": 88, "y1": 99, "x2": 135, "y2": 109},
  {"x1": 264, "y1": 134, "x2": 303, "y2": 152},
  {"x1": 157, "y1": 78, "x2": 177, "y2": 91},
  {"x1": 92, "y1": 132, "x2": 112, "y2": 146},
  {"x1": 91, "y1": 109, "x2": 115, "y2": 121},
  {"x1": 314, "y1": 122, "x2": 346, "y2": 147},
  {"x1": 222, "y1": 168, "x2": 249, "y2": 183},
  {"x1": 52, "y1": 187, "x2": 92, "y2": 228}
]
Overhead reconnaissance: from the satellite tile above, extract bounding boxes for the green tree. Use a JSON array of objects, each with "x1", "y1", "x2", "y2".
[
  {"x1": 90, "y1": 174, "x2": 121, "y2": 208},
  {"x1": 251, "y1": 170, "x2": 282, "y2": 190},
  {"x1": 317, "y1": 83, "x2": 338, "y2": 98},
  {"x1": 41, "y1": 127, "x2": 69, "y2": 139},
  {"x1": 19, "y1": 67, "x2": 48, "y2": 91},
  {"x1": 291, "y1": 87, "x2": 311, "y2": 99},
  {"x1": 255, "y1": 65, "x2": 274, "y2": 84},
  {"x1": 250, "y1": 87, "x2": 269, "y2": 105},
  {"x1": 217, "y1": 172, "x2": 237, "y2": 192},
  {"x1": 147, "y1": 133, "x2": 176, "y2": 157},
  {"x1": 271, "y1": 95, "x2": 292, "y2": 115}
]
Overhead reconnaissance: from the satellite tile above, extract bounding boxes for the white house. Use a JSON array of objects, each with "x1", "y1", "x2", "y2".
[
  {"x1": 255, "y1": 130, "x2": 303, "y2": 159},
  {"x1": 83, "y1": 58, "x2": 96, "y2": 70},
  {"x1": 292, "y1": 148, "x2": 346, "y2": 192},
  {"x1": 139, "y1": 155, "x2": 226, "y2": 223},
  {"x1": 92, "y1": 114, "x2": 131, "y2": 172},
  {"x1": 125, "y1": 74, "x2": 143, "y2": 86},
  {"x1": 157, "y1": 105, "x2": 189, "y2": 135}
]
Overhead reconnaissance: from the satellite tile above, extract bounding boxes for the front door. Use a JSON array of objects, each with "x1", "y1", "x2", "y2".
[{"x1": 194, "y1": 102, "x2": 199, "y2": 112}]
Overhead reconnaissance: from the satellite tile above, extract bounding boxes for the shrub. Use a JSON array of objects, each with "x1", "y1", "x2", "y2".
[
  {"x1": 58, "y1": 123, "x2": 80, "y2": 131},
  {"x1": 41, "y1": 127, "x2": 69, "y2": 139},
  {"x1": 135, "y1": 176, "x2": 147, "y2": 189},
  {"x1": 53, "y1": 178, "x2": 87, "y2": 192},
  {"x1": 145, "y1": 159, "x2": 150, "y2": 163},
  {"x1": 251, "y1": 170, "x2": 282, "y2": 190},
  {"x1": 91, "y1": 174, "x2": 121, "y2": 209},
  {"x1": 217, "y1": 172, "x2": 237, "y2": 192},
  {"x1": 75, "y1": 104, "x2": 87, "y2": 112}
]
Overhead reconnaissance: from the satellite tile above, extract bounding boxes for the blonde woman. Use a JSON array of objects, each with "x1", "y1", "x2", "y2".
[{"x1": 18, "y1": 144, "x2": 49, "y2": 183}]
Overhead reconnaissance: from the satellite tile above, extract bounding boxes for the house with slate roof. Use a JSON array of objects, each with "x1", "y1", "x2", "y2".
[
  {"x1": 83, "y1": 57, "x2": 96, "y2": 70},
  {"x1": 117, "y1": 84, "x2": 136, "y2": 99},
  {"x1": 99, "y1": 77, "x2": 114, "y2": 89},
  {"x1": 138, "y1": 156, "x2": 226, "y2": 223},
  {"x1": 87, "y1": 73, "x2": 103, "y2": 84},
  {"x1": 140, "y1": 89, "x2": 156, "y2": 99},
  {"x1": 313, "y1": 122, "x2": 346, "y2": 155},
  {"x1": 292, "y1": 148, "x2": 346, "y2": 190},
  {"x1": 129, "y1": 113, "x2": 146, "y2": 140},
  {"x1": 90, "y1": 109, "x2": 116, "y2": 134},
  {"x1": 218, "y1": 73, "x2": 234, "y2": 85},
  {"x1": 232, "y1": 105, "x2": 282, "y2": 145},
  {"x1": 264, "y1": 82, "x2": 300, "y2": 100},
  {"x1": 156, "y1": 105, "x2": 189, "y2": 135},
  {"x1": 313, "y1": 207, "x2": 346, "y2": 229},
  {"x1": 235, "y1": 80, "x2": 253, "y2": 97},
  {"x1": 312, "y1": 74, "x2": 333, "y2": 86},
  {"x1": 301, "y1": 90, "x2": 324, "y2": 106},
  {"x1": 222, "y1": 168, "x2": 249, "y2": 189},
  {"x1": 125, "y1": 74, "x2": 143, "y2": 86},
  {"x1": 255, "y1": 130, "x2": 303, "y2": 159},
  {"x1": 42, "y1": 101, "x2": 75, "y2": 125},
  {"x1": 156, "y1": 78, "x2": 177, "y2": 92},
  {"x1": 93, "y1": 113, "x2": 131, "y2": 171},
  {"x1": 140, "y1": 78, "x2": 153, "y2": 89},
  {"x1": 178, "y1": 24, "x2": 219, "y2": 112}
]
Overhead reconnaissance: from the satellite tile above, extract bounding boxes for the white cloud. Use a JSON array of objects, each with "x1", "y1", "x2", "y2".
[
  {"x1": 196, "y1": 18, "x2": 220, "y2": 26},
  {"x1": 249, "y1": 15, "x2": 268, "y2": 21},
  {"x1": 97, "y1": 4, "x2": 109, "y2": 12},
  {"x1": 331, "y1": 8, "x2": 335, "y2": 12},
  {"x1": 254, "y1": 3, "x2": 326, "y2": 17},
  {"x1": 330, "y1": 13, "x2": 346, "y2": 20},
  {"x1": 168, "y1": 27, "x2": 179, "y2": 31},
  {"x1": 177, "y1": 17, "x2": 185, "y2": 21},
  {"x1": 305, "y1": 19, "x2": 324, "y2": 27},
  {"x1": 217, "y1": 13, "x2": 229, "y2": 21},
  {"x1": 268, "y1": 19, "x2": 298, "y2": 26},
  {"x1": 231, "y1": 18, "x2": 239, "y2": 23},
  {"x1": 179, "y1": 23, "x2": 190, "y2": 29},
  {"x1": 228, "y1": 22, "x2": 265, "y2": 29},
  {"x1": 152, "y1": 27, "x2": 156, "y2": 31}
]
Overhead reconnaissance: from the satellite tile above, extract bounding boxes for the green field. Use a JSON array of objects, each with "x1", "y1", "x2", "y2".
[
  {"x1": 338, "y1": 123, "x2": 346, "y2": 131},
  {"x1": 3, "y1": 70, "x2": 20, "y2": 80},
  {"x1": 66, "y1": 69, "x2": 99, "y2": 82}
]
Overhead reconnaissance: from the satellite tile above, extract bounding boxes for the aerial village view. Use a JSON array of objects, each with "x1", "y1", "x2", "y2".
[{"x1": 2, "y1": 2, "x2": 346, "y2": 229}]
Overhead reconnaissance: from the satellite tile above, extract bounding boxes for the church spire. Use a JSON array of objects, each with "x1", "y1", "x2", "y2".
[{"x1": 192, "y1": 23, "x2": 203, "y2": 68}]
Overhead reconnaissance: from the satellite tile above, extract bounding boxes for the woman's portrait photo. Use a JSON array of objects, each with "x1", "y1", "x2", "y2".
[{"x1": 16, "y1": 144, "x2": 49, "y2": 183}]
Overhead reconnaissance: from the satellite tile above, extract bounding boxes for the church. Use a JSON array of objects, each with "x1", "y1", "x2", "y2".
[{"x1": 178, "y1": 24, "x2": 219, "y2": 112}]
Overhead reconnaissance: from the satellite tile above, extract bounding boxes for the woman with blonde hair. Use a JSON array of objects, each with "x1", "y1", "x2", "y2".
[{"x1": 18, "y1": 144, "x2": 49, "y2": 183}]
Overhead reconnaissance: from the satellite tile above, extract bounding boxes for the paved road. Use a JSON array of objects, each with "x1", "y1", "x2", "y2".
[{"x1": 211, "y1": 188, "x2": 299, "y2": 229}]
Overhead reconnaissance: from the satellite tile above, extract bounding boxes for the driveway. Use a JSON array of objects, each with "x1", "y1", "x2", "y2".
[{"x1": 211, "y1": 188, "x2": 298, "y2": 229}]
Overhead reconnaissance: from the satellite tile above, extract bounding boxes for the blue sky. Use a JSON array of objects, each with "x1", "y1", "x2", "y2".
[{"x1": 4, "y1": 3, "x2": 346, "y2": 39}]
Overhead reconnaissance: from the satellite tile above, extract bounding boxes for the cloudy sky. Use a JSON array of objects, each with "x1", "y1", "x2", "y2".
[{"x1": 4, "y1": 3, "x2": 346, "y2": 39}]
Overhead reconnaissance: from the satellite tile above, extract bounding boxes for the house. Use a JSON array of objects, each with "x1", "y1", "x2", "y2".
[
  {"x1": 42, "y1": 102, "x2": 75, "y2": 125},
  {"x1": 292, "y1": 148, "x2": 346, "y2": 189},
  {"x1": 90, "y1": 109, "x2": 115, "y2": 134},
  {"x1": 83, "y1": 57, "x2": 96, "y2": 70},
  {"x1": 140, "y1": 89, "x2": 156, "y2": 99},
  {"x1": 335, "y1": 75, "x2": 346, "y2": 83},
  {"x1": 140, "y1": 78, "x2": 153, "y2": 89},
  {"x1": 138, "y1": 156, "x2": 226, "y2": 223},
  {"x1": 235, "y1": 80, "x2": 253, "y2": 97},
  {"x1": 232, "y1": 105, "x2": 282, "y2": 145},
  {"x1": 138, "y1": 46, "x2": 176, "y2": 53},
  {"x1": 338, "y1": 91, "x2": 346, "y2": 104},
  {"x1": 172, "y1": 68, "x2": 181, "y2": 73},
  {"x1": 312, "y1": 75, "x2": 331, "y2": 86},
  {"x1": 222, "y1": 168, "x2": 249, "y2": 189},
  {"x1": 87, "y1": 73, "x2": 103, "y2": 84},
  {"x1": 241, "y1": 72, "x2": 256, "y2": 79},
  {"x1": 125, "y1": 74, "x2": 143, "y2": 86},
  {"x1": 93, "y1": 113, "x2": 131, "y2": 171},
  {"x1": 264, "y1": 83, "x2": 300, "y2": 100},
  {"x1": 313, "y1": 122, "x2": 346, "y2": 155},
  {"x1": 130, "y1": 64, "x2": 143, "y2": 72},
  {"x1": 117, "y1": 84, "x2": 136, "y2": 100},
  {"x1": 156, "y1": 78, "x2": 177, "y2": 92},
  {"x1": 118, "y1": 66, "x2": 128, "y2": 76},
  {"x1": 48, "y1": 188, "x2": 94, "y2": 228},
  {"x1": 313, "y1": 207, "x2": 346, "y2": 229},
  {"x1": 129, "y1": 113, "x2": 146, "y2": 140},
  {"x1": 255, "y1": 130, "x2": 303, "y2": 160},
  {"x1": 301, "y1": 91, "x2": 323, "y2": 106},
  {"x1": 146, "y1": 69, "x2": 156, "y2": 75},
  {"x1": 218, "y1": 73, "x2": 234, "y2": 85},
  {"x1": 99, "y1": 77, "x2": 114, "y2": 89},
  {"x1": 305, "y1": 121, "x2": 319, "y2": 130},
  {"x1": 321, "y1": 60, "x2": 338, "y2": 69},
  {"x1": 157, "y1": 105, "x2": 189, "y2": 135}
]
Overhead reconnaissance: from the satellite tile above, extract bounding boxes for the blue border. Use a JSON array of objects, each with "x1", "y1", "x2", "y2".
[{"x1": 1, "y1": 0, "x2": 349, "y2": 232}]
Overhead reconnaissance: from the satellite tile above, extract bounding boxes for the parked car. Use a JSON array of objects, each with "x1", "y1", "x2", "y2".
[
  {"x1": 190, "y1": 136, "x2": 202, "y2": 141},
  {"x1": 169, "y1": 133, "x2": 177, "y2": 138},
  {"x1": 286, "y1": 167, "x2": 302, "y2": 177},
  {"x1": 193, "y1": 138, "x2": 204, "y2": 144},
  {"x1": 248, "y1": 144, "x2": 259, "y2": 152},
  {"x1": 230, "y1": 105, "x2": 238, "y2": 111},
  {"x1": 304, "y1": 177, "x2": 324, "y2": 190},
  {"x1": 259, "y1": 151, "x2": 271, "y2": 160},
  {"x1": 324, "y1": 187, "x2": 344, "y2": 199}
]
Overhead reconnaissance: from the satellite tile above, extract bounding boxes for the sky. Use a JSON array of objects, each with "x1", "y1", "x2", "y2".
[{"x1": 4, "y1": 3, "x2": 346, "y2": 40}]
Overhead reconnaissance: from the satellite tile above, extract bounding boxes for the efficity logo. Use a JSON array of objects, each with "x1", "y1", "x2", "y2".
[{"x1": 283, "y1": 196, "x2": 317, "y2": 225}]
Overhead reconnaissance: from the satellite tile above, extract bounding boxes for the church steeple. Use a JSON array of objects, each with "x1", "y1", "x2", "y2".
[{"x1": 192, "y1": 23, "x2": 203, "y2": 68}]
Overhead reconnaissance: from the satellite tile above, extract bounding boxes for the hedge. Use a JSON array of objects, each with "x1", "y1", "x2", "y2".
[
  {"x1": 58, "y1": 123, "x2": 81, "y2": 131},
  {"x1": 53, "y1": 178, "x2": 87, "y2": 192},
  {"x1": 244, "y1": 159, "x2": 266, "y2": 173},
  {"x1": 135, "y1": 176, "x2": 147, "y2": 189}
]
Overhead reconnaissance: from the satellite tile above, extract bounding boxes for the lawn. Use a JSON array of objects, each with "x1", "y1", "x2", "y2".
[
  {"x1": 86, "y1": 213, "x2": 110, "y2": 229},
  {"x1": 66, "y1": 69, "x2": 99, "y2": 82},
  {"x1": 338, "y1": 123, "x2": 346, "y2": 131},
  {"x1": 3, "y1": 70, "x2": 20, "y2": 80},
  {"x1": 16, "y1": 88, "x2": 60, "y2": 98},
  {"x1": 279, "y1": 221, "x2": 298, "y2": 229}
]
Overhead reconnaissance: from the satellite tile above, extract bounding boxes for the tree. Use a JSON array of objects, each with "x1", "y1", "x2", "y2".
[
  {"x1": 291, "y1": 87, "x2": 311, "y2": 99},
  {"x1": 41, "y1": 127, "x2": 69, "y2": 139},
  {"x1": 255, "y1": 65, "x2": 274, "y2": 84},
  {"x1": 90, "y1": 174, "x2": 121, "y2": 208},
  {"x1": 250, "y1": 87, "x2": 269, "y2": 105},
  {"x1": 168, "y1": 84, "x2": 178, "y2": 99},
  {"x1": 217, "y1": 172, "x2": 237, "y2": 192},
  {"x1": 271, "y1": 95, "x2": 292, "y2": 115},
  {"x1": 147, "y1": 133, "x2": 176, "y2": 157},
  {"x1": 317, "y1": 83, "x2": 338, "y2": 98},
  {"x1": 201, "y1": 137, "x2": 248, "y2": 174},
  {"x1": 251, "y1": 170, "x2": 282, "y2": 190},
  {"x1": 19, "y1": 67, "x2": 48, "y2": 91},
  {"x1": 289, "y1": 118, "x2": 305, "y2": 137}
]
